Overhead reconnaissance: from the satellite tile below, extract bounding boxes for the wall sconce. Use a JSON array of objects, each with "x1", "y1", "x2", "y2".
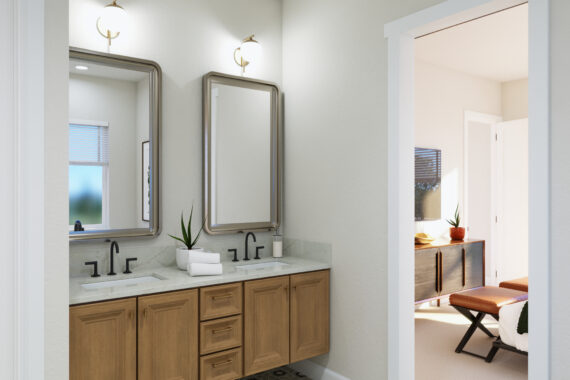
[
  {"x1": 233, "y1": 35, "x2": 262, "y2": 75},
  {"x1": 96, "y1": 0, "x2": 127, "y2": 47}
]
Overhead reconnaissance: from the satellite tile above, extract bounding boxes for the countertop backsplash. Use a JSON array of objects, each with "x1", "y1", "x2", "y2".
[
  {"x1": 70, "y1": 235, "x2": 332, "y2": 278},
  {"x1": 69, "y1": 233, "x2": 275, "y2": 278}
]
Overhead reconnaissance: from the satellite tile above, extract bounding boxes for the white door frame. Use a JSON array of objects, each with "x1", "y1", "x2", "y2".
[
  {"x1": 463, "y1": 111, "x2": 502, "y2": 285},
  {"x1": 385, "y1": 1, "x2": 549, "y2": 379}
]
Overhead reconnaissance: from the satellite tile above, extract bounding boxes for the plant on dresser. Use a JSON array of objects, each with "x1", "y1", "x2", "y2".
[
  {"x1": 69, "y1": 269, "x2": 330, "y2": 380},
  {"x1": 447, "y1": 204, "x2": 466, "y2": 241}
]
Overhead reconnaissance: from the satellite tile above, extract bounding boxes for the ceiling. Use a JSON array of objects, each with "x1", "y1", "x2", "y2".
[{"x1": 415, "y1": 3, "x2": 528, "y2": 83}]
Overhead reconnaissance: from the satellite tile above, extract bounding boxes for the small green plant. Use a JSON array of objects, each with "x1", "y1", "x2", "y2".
[
  {"x1": 446, "y1": 204, "x2": 461, "y2": 228},
  {"x1": 169, "y1": 204, "x2": 205, "y2": 249}
]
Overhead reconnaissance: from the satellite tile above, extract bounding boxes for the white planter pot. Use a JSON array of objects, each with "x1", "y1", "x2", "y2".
[{"x1": 176, "y1": 247, "x2": 204, "y2": 270}]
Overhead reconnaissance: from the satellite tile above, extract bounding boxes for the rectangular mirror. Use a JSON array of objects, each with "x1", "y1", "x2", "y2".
[
  {"x1": 69, "y1": 47, "x2": 161, "y2": 241},
  {"x1": 203, "y1": 72, "x2": 280, "y2": 234}
]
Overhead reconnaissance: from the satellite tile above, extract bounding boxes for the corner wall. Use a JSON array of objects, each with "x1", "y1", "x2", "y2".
[
  {"x1": 414, "y1": 60, "x2": 502, "y2": 238},
  {"x1": 281, "y1": 0, "x2": 442, "y2": 378}
]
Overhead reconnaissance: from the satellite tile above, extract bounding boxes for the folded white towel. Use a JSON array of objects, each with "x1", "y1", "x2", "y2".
[
  {"x1": 188, "y1": 262, "x2": 223, "y2": 276},
  {"x1": 188, "y1": 251, "x2": 220, "y2": 264}
]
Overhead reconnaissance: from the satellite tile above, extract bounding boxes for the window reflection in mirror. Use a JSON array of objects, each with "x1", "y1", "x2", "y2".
[{"x1": 69, "y1": 55, "x2": 152, "y2": 234}]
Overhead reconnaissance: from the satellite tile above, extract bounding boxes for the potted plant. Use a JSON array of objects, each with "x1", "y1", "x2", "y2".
[
  {"x1": 446, "y1": 204, "x2": 465, "y2": 241},
  {"x1": 169, "y1": 205, "x2": 206, "y2": 270}
]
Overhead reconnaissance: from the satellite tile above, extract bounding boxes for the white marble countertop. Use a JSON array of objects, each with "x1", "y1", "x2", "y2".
[{"x1": 70, "y1": 256, "x2": 331, "y2": 305}]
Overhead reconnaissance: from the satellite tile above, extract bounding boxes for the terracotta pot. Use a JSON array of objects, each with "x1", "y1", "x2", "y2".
[{"x1": 449, "y1": 227, "x2": 465, "y2": 241}]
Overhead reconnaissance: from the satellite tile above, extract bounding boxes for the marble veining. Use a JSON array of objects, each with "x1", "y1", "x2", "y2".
[{"x1": 70, "y1": 256, "x2": 330, "y2": 305}]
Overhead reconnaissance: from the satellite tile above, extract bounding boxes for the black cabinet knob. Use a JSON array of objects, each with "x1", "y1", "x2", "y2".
[
  {"x1": 124, "y1": 258, "x2": 137, "y2": 274},
  {"x1": 85, "y1": 261, "x2": 100, "y2": 277}
]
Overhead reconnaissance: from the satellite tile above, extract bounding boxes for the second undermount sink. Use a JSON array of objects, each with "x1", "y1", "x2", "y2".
[
  {"x1": 235, "y1": 261, "x2": 290, "y2": 270},
  {"x1": 81, "y1": 274, "x2": 163, "y2": 290}
]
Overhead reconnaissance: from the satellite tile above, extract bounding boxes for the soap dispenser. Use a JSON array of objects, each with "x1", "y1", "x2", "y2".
[{"x1": 272, "y1": 232, "x2": 283, "y2": 258}]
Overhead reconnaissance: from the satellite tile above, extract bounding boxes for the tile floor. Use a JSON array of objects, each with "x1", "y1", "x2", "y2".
[{"x1": 241, "y1": 366, "x2": 310, "y2": 380}]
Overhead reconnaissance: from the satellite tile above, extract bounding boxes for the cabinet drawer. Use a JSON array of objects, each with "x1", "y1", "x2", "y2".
[
  {"x1": 200, "y1": 315, "x2": 242, "y2": 355},
  {"x1": 200, "y1": 348, "x2": 242, "y2": 380},
  {"x1": 200, "y1": 283, "x2": 242, "y2": 321}
]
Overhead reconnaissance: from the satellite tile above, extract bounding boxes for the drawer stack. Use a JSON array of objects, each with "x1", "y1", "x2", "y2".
[{"x1": 199, "y1": 282, "x2": 243, "y2": 380}]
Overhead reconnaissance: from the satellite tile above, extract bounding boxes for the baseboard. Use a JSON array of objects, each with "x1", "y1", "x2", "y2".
[{"x1": 290, "y1": 360, "x2": 350, "y2": 380}]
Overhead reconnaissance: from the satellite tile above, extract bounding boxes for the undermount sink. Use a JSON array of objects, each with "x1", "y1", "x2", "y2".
[
  {"x1": 81, "y1": 274, "x2": 163, "y2": 290},
  {"x1": 235, "y1": 261, "x2": 289, "y2": 270}
]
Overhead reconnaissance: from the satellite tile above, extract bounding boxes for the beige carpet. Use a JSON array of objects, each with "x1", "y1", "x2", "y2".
[{"x1": 415, "y1": 303, "x2": 527, "y2": 380}]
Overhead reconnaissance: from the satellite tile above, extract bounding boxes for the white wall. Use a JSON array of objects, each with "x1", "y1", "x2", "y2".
[
  {"x1": 414, "y1": 60, "x2": 502, "y2": 238},
  {"x1": 282, "y1": 0, "x2": 442, "y2": 378},
  {"x1": 550, "y1": 0, "x2": 570, "y2": 377},
  {"x1": 69, "y1": 0, "x2": 283, "y2": 270},
  {"x1": 69, "y1": 74, "x2": 139, "y2": 229},
  {"x1": 502, "y1": 78, "x2": 528, "y2": 121}
]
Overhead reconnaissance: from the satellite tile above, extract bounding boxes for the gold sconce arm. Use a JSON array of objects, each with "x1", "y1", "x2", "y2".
[{"x1": 96, "y1": 17, "x2": 120, "y2": 46}]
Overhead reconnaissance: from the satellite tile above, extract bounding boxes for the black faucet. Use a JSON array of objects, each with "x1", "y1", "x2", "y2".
[
  {"x1": 244, "y1": 232, "x2": 256, "y2": 261},
  {"x1": 108, "y1": 241, "x2": 120, "y2": 275}
]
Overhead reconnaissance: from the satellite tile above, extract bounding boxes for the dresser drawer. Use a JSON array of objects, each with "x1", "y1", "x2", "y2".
[
  {"x1": 200, "y1": 283, "x2": 242, "y2": 321},
  {"x1": 200, "y1": 315, "x2": 242, "y2": 355},
  {"x1": 200, "y1": 348, "x2": 242, "y2": 380}
]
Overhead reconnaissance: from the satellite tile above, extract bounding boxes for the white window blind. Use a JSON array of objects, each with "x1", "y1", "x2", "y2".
[{"x1": 69, "y1": 124, "x2": 109, "y2": 164}]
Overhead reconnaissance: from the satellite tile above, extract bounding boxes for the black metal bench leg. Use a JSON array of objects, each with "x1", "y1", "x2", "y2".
[
  {"x1": 485, "y1": 345, "x2": 499, "y2": 362},
  {"x1": 453, "y1": 306, "x2": 496, "y2": 337},
  {"x1": 455, "y1": 312, "x2": 486, "y2": 353}
]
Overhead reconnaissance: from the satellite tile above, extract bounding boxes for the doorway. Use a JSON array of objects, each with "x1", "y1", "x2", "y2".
[{"x1": 385, "y1": 1, "x2": 549, "y2": 379}]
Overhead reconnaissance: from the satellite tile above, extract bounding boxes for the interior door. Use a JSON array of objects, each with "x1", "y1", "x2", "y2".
[
  {"x1": 466, "y1": 120, "x2": 495, "y2": 283},
  {"x1": 496, "y1": 118, "x2": 529, "y2": 282}
]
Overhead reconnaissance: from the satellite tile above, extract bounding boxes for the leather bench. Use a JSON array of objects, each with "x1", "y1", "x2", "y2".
[
  {"x1": 449, "y1": 287, "x2": 528, "y2": 361},
  {"x1": 499, "y1": 276, "x2": 528, "y2": 292}
]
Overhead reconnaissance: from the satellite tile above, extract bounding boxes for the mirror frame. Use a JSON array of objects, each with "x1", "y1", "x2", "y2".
[
  {"x1": 69, "y1": 47, "x2": 161, "y2": 241},
  {"x1": 203, "y1": 72, "x2": 281, "y2": 234}
]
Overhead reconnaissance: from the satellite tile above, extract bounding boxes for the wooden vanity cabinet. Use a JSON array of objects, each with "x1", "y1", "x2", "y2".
[
  {"x1": 70, "y1": 269, "x2": 330, "y2": 380},
  {"x1": 290, "y1": 270, "x2": 330, "y2": 362},
  {"x1": 138, "y1": 289, "x2": 199, "y2": 380},
  {"x1": 244, "y1": 276, "x2": 290, "y2": 376},
  {"x1": 70, "y1": 298, "x2": 137, "y2": 380}
]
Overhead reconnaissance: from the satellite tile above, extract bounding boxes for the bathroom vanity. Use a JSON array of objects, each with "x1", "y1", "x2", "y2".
[
  {"x1": 67, "y1": 47, "x2": 321, "y2": 380},
  {"x1": 69, "y1": 259, "x2": 330, "y2": 380}
]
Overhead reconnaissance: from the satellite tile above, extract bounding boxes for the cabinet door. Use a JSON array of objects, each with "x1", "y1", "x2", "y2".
[
  {"x1": 440, "y1": 245, "x2": 464, "y2": 295},
  {"x1": 138, "y1": 289, "x2": 199, "y2": 380},
  {"x1": 70, "y1": 298, "x2": 136, "y2": 380},
  {"x1": 465, "y1": 241, "x2": 485, "y2": 289},
  {"x1": 290, "y1": 270, "x2": 330, "y2": 363},
  {"x1": 415, "y1": 248, "x2": 439, "y2": 302},
  {"x1": 244, "y1": 276, "x2": 289, "y2": 376}
]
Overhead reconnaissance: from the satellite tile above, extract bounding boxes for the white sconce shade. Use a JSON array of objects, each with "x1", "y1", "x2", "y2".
[
  {"x1": 96, "y1": 1, "x2": 127, "y2": 47},
  {"x1": 234, "y1": 35, "x2": 262, "y2": 74}
]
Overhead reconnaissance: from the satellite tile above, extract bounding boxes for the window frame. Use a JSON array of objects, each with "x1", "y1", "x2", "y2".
[{"x1": 68, "y1": 119, "x2": 110, "y2": 231}]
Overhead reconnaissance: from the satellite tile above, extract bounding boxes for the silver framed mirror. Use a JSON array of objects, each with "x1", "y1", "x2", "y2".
[
  {"x1": 203, "y1": 72, "x2": 281, "y2": 234},
  {"x1": 68, "y1": 47, "x2": 161, "y2": 241}
]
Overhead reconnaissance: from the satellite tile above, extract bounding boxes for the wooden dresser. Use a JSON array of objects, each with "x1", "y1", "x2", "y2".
[{"x1": 415, "y1": 239, "x2": 484, "y2": 303}]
